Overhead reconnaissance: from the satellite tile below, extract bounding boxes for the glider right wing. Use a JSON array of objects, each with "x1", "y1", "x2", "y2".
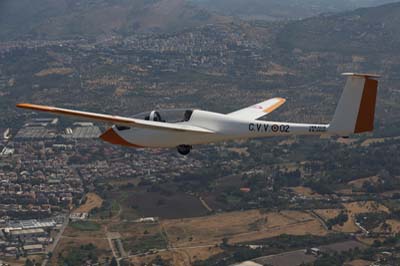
[{"x1": 16, "y1": 103, "x2": 214, "y2": 134}]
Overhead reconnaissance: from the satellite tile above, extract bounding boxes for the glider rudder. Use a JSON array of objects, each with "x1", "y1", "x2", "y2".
[{"x1": 328, "y1": 73, "x2": 380, "y2": 136}]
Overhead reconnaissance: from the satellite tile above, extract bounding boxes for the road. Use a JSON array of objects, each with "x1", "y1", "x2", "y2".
[
  {"x1": 308, "y1": 210, "x2": 329, "y2": 231},
  {"x1": 41, "y1": 214, "x2": 69, "y2": 266},
  {"x1": 199, "y1": 197, "x2": 213, "y2": 212}
]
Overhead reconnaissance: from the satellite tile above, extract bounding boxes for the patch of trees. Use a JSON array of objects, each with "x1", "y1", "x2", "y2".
[
  {"x1": 355, "y1": 212, "x2": 389, "y2": 231},
  {"x1": 304, "y1": 180, "x2": 334, "y2": 195},
  {"x1": 273, "y1": 169, "x2": 302, "y2": 189},
  {"x1": 326, "y1": 211, "x2": 348, "y2": 229},
  {"x1": 58, "y1": 243, "x2": 99, "y2": 266}
]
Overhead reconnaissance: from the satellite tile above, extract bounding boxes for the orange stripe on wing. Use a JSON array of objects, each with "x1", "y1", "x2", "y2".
[
  {"x1": 17, "y1": 103, "x2": 53, "y2": 111},
  {"x1": 263, "y1": 98, "x2": 286, "y2": 114},
  {"x1": 17, "y1": 103, "x2": 133, "y2": 125}
]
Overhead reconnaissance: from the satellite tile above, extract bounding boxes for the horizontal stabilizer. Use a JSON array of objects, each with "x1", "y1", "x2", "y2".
[{"x1": 228, "y1": 97, "x2": 286, "y2": 120}]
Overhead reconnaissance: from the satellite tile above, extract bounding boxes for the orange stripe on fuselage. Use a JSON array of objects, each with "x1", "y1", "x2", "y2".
[{"x1": 100, "y1": 128, "x2": 144, "y2": 148}]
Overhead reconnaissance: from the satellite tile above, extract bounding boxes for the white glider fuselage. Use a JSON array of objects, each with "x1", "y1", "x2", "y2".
[
  {"x1": 112, "y1": 110, "x2": 327, "y2": 148},
  {"x1": 16, "y1": 73, "x2": 380, "y2": 155}
]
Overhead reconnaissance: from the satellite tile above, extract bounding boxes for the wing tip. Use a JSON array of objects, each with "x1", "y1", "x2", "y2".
[
  {"x1": 16, "y1": 103, "x2": 53, "y2": 111},
  {"x1": 263, "y1": 98, "x2": 286, "y2": 113},
  {"x1": 16, "y1": 103, "x2": 29, "y2": 108},
  {"x1": 342, "y1": 72, "x2": 381, "y2": 79},
  {"x1": 276, "y1": 97, "x2": 286, "y2": 103}
]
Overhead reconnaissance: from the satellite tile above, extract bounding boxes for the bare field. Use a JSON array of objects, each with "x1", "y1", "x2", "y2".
[
  {"x1": 345, "y1": 259, "x2": 373, "y2": 266},
  {"x1": 291, "y1": 186, "x2": 321, "y2": 198},
  {"x1": 314, "y1": 209, "x2": 342, "y2": 221},
  {"x1": 348, "y1": 176, "x2": 379, "y2": 189},
  {"x1": 73, "y1": 192, "x2": 103, "y2": 213},
  {"x1": 385, "y1": 219, "x2": 400, "y2": 233},
  {"x1": 162, "y1": 210, "x2": 327, "y2": 247},
  {"x1": 35, "y1": 67, "x2": 74, "y2": 77}
]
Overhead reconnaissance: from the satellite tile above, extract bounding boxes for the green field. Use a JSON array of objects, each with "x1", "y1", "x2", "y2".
[{"x1": 70, "y1": 221, "x2": 101, "y2": 231}]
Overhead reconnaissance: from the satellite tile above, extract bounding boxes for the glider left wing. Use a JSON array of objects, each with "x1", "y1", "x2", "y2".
[
  {"x1": 227, "y1": 97, "x2": 286, "y2": 120},
  {"x1": 16, "y1": 103, "x2": 214, "y2": 134}
]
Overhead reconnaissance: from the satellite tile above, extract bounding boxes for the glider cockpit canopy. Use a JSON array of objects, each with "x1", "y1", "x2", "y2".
[{"x1": 132, "y1": 109, "x2": 194, "y2": 123}]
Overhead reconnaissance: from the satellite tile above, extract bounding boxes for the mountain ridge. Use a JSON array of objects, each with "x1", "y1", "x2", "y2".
[{"x1": 0, "y1": 0, "x2": 226, "y2": 41}]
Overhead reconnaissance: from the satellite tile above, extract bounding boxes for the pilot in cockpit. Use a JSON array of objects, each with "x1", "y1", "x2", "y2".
[{"x1": 145, "y1": 110, "x2": 164, "y2": 122}]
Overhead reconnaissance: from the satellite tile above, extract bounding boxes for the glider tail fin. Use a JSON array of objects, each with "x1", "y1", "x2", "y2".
[{"x1": 328, "y1": 73, "x2": 379, "y2": 136}]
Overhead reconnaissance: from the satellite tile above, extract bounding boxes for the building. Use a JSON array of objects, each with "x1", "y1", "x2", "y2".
[
  {"x1": 9, "y1": 228, "x2": 46, "y2": 241},
  {"x1": 23, "y1": 244, "x2": 44, "y2": 254}
]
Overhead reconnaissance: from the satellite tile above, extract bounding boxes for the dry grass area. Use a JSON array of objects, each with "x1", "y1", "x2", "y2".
[
  {"x1": 35, "y1": 67, "x2": 74, "y2": 77},
  {"x1": 278, "y1": 138, "x2": 296, "y2": 146},
  {"x1": 345, "y1": 259, "x2": 373, "y2": 266},
  {"x1": 337, "y1": 138, "x2": 358, "y2": 145},
  {"x1": 348, "y1": 176, "x2": 379, "y2": 189},
  {"x1": 136, "y1": 246, "x2": 224, "y2": 266},
  {"x1": 62, "y1": 221, "x2": 105, "y2": 239},
  {"x1": 361, "y1": 138, "x2": 386, "y2": 147},
  {"x1": 291, "y1": 186, "x2": 321, "y2": 198},
  {"x1": 335, "y1": 201, "x2": 390, "y2": 233},
  {"x1": 114, "y1": 86, "x2": 128, "y2": 96},
  {"x1": 335, "y1": 188, "x2": 365, "y2": 195},
  {"x1": 227, "y1": 147, "x2": 250, "y2": 157},
  {"x1": 361, "y1": 136, "x2": 400, "y2": 147},
  {"x1": 258, "y1": 63, "x2": 295, "y2": 76},
  {"x1": 73, "y1": 193, "x2": 103, "y2": 213},
  {"x1": 344, "y1": 201, "x2": 389, "y2": 214},
  {"x1": 162, "y1": 210, "x2": 327, "y2": 248},
  {"x1": 385, "y1": 219, "x2": 400, "y2": 233},
  {"x1": 175, "y1": 246, "x2": 223, "y2": 264},
  {"x1": 109, "y1": 221, "x2": 161, "y2": 239},
  {"x1": 129, "y1": 250, "x2": 173, "y2": 265},
  {"x1": 314, "y1": 209, "x2": 342, "y2": 221}
]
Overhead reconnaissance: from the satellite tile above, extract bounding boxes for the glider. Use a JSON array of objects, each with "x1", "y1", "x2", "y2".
[{"x1": 17, "y1": 73, "x2": 379, "y2": 155}]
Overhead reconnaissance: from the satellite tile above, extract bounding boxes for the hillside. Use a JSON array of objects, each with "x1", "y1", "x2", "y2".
[
  {"x1": 190, "y1": 0, "x2": 398, "y2": 20},
  {"x1": 277, "y1": 2, "x2": 400, "y2": 53},
  {"x1": 0, "y1": 0, "x2": 224, "y2": 40}
]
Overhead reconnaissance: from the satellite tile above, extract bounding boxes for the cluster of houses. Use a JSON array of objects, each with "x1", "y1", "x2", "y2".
[{"x1": 0, "y1": 217, "x2": 64, "y2": 257}]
